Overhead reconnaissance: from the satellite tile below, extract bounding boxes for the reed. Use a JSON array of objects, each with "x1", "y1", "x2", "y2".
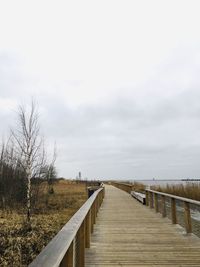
[
  {"x1": 132, "y1": 181, "x2": 146, "y2": 193},
  {"x1": 152, "y1": 182, "x2": 200, "y2": 201}
]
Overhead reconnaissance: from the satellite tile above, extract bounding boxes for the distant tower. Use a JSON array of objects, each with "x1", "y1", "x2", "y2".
[{"x1": 79, "y1": 171, "x2": 81, "y2": 180}]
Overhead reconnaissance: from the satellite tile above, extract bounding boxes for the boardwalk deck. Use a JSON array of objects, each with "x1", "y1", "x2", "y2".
[{"x1": 85, "y1": 185, "x2": 200, "y2": 267}]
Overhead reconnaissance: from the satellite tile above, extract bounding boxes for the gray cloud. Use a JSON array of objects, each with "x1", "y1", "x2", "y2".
[
  {"x1": 1, "y1": 8, "x2": 200, "y2": 180},
  {"x1": 35, "y1": 84, "x2": 200, "y2": 179}
]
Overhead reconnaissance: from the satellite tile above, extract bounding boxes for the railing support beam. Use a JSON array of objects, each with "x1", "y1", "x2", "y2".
[
  {"x1": 76, "y1": 221, "x2": 85, "y2": 267},
  {"x1": 60, "y1": 240, "x2": 74, "y2": 267},
  {"x1": 161, "y1": 195, "x2": 166, "y2": 217},
  {"x1": 171, "y1": 198, "x2": 177, "y2": 224},
  {"x1": 184, "y1": 201, "x2": 192, "y2": 233},
  {"x1": 154, "y1": 193, "x2": 158, "y2": 213},
  {"x1": 85, "y1": 210, "x2": 91, "y2": 248},
  {"x1": 145, "y1": 191, "x2": 149, "y2": 206},
  {"x1": 149, "y1": 192, "x2": 153, "y2": 209}
]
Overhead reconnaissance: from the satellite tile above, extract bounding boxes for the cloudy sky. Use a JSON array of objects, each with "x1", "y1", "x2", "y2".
[{"x1": 1, "y1": 0, "x2": 200, "y2": 180}]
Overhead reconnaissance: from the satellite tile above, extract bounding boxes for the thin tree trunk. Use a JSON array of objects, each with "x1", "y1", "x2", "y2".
[{"x1": 27, "y1": 170, "x2": 31, "y2": 223}]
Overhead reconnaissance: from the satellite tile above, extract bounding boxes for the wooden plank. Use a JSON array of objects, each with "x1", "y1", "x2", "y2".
[
  {"x1": 131, "y1": 191, "x2": 146, "y2": 205},
  {"x1": 85, "y1": 185, "x2": 200, "y2": 266}
]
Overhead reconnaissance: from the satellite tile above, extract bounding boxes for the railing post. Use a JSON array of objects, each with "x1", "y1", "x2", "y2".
[
  {"x1": 76, "y1": 221, "x2": 85, "y2": 267},
  {"x1": 145, "y1": 191, "x2": 149, "y2": 206},
  {"x1": 96, "y1": 194, "x2": 99, "y2": 213},
  {"x1": 149, "y1": 192, "x2": 153, "y2": 209},
  {"x1": 171, "y1": 198, "x2": 177, "y2": 224},
  {"x1": 85, "y1": 210, "x2": 91, "y2": 248},
  {"x1": 99, "y1": 191, "x2": 101, "y2": 205},
  {"x1": 161, "y1": 195, "x2": 166, "y2": 217},
  {"x1": 60, "y1": 240, "x2": 74, "y2": 267},
  {"x1": 154, "y1": 193, "x2": 158, "y2": 212},
  {"x1": 128, "y1": 185, "x2": 131, "y2": 193},
  {"x1": 131, "y1": 185, "x2": 134, "y2": 192},
  {"x1": 101, "y1": 190, "x2": 103, "y2": 204},
  {"x1": 184, "y1": 201, "x2": 192, "y2": 233},
  {"x1": 94, "y1": 200, "x2": 97, "y2": 224},
  {"x1": 91, "y1": 203, "x2": 95, "y2": 232},
  {"x1": 97, "y1": 193, "x2": 100, "y2": 211}
]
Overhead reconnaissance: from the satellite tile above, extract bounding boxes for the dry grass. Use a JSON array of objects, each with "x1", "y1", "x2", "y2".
[
  {"x1": 32, "y1": 180, "x2": 87, "y2": 213},
  {"x1": 132, "y1": 181, "x2": 146, "y2": 193},
  {"x1": 152, "y1": 183, "x2": 200, "y2": 201},
  {"x1": 0, "y1": 180, "x2": 87, "y2": 266}
]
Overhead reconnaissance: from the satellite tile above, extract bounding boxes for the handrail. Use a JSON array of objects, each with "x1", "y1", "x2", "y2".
[
  {"x1": 29, "y1": 186, "x2": 105, "y2": 267},
  {"x1": 145, "y1": 189, "x2": 200, "y2": 234},
  {"x1": 147, "y1": 189, "x2": 200, "y2": 206}
]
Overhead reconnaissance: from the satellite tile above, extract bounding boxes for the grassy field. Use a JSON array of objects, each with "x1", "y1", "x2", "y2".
[{"x1": 0, "y1": 180, "x2": 87, "y2": 266}]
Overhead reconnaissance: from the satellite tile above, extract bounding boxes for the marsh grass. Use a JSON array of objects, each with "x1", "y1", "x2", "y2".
[
  {"x1": 152, "y1": 182, "x2": 200, "y2": 201},
  {"x1": 0, "y1": 180, "x2": 87, "y2": 266},
  {"x1": 132, "y1": 181, "x2": 146, "y2": 193}
]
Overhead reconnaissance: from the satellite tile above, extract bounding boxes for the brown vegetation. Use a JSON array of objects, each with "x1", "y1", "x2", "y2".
[
  {"x1": 152, "y1": 182, "x2": 200, "y2": 201},
  {"x1": 132, "y1": 181, "x2": 146, "y2": 193},
  {"x1": 0, "y1": 180, "x2": 87, "y2": 266}
]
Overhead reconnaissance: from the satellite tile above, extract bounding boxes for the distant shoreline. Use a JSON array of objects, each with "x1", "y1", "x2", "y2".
[
  {"x1": 181, "y1": 179, "x2": 200, "y2": 181},
  {"x1": 132, "y1": 179, "x2": 200, "y2": 181},
  {"x1": 132, "y1": 179, "x2": 200, "y2": 182},
  {"x1": 132, "y1": 179, "x2": 200, "y2": 186}
]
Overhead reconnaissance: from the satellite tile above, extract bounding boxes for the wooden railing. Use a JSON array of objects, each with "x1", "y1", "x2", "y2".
[
  {"x1": 146, "y1": 189, "x2": 200, "y2": 234},
  {"x1": 111, "y1": 182, "x2": 133, "y2": 193},
  {"x1": 29, "y1": 186, "x2": 105, "y2": 267}
]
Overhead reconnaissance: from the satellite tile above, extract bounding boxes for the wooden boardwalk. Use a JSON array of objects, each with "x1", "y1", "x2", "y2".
[{"x1": 85, "y1": 185, "x2": 200, "y2": 267}]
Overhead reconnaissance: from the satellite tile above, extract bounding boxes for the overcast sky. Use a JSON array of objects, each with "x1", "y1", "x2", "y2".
[{"x1": 1, "y1": 0, "x2": 200, "y2": 180}]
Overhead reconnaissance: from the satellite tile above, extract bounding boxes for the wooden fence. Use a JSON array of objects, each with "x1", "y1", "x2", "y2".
[
  {"x1": 29, "y1": 186, "x2": 105, "y2": 267},
  {"x1": 146, "y1": 189, "x2": 200, "y2": 234}
]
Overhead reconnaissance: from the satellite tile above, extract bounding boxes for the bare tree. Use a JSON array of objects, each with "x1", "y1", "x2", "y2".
[
  {"x1": 47, "y1": 143, "x2": 57, "y2": 194},
  {"x1": 0, "y1": 136, "x2": 27, "y2": 210},
  {"x1": 11, "y1": 101, "x2": 45, "y2": 223}
]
